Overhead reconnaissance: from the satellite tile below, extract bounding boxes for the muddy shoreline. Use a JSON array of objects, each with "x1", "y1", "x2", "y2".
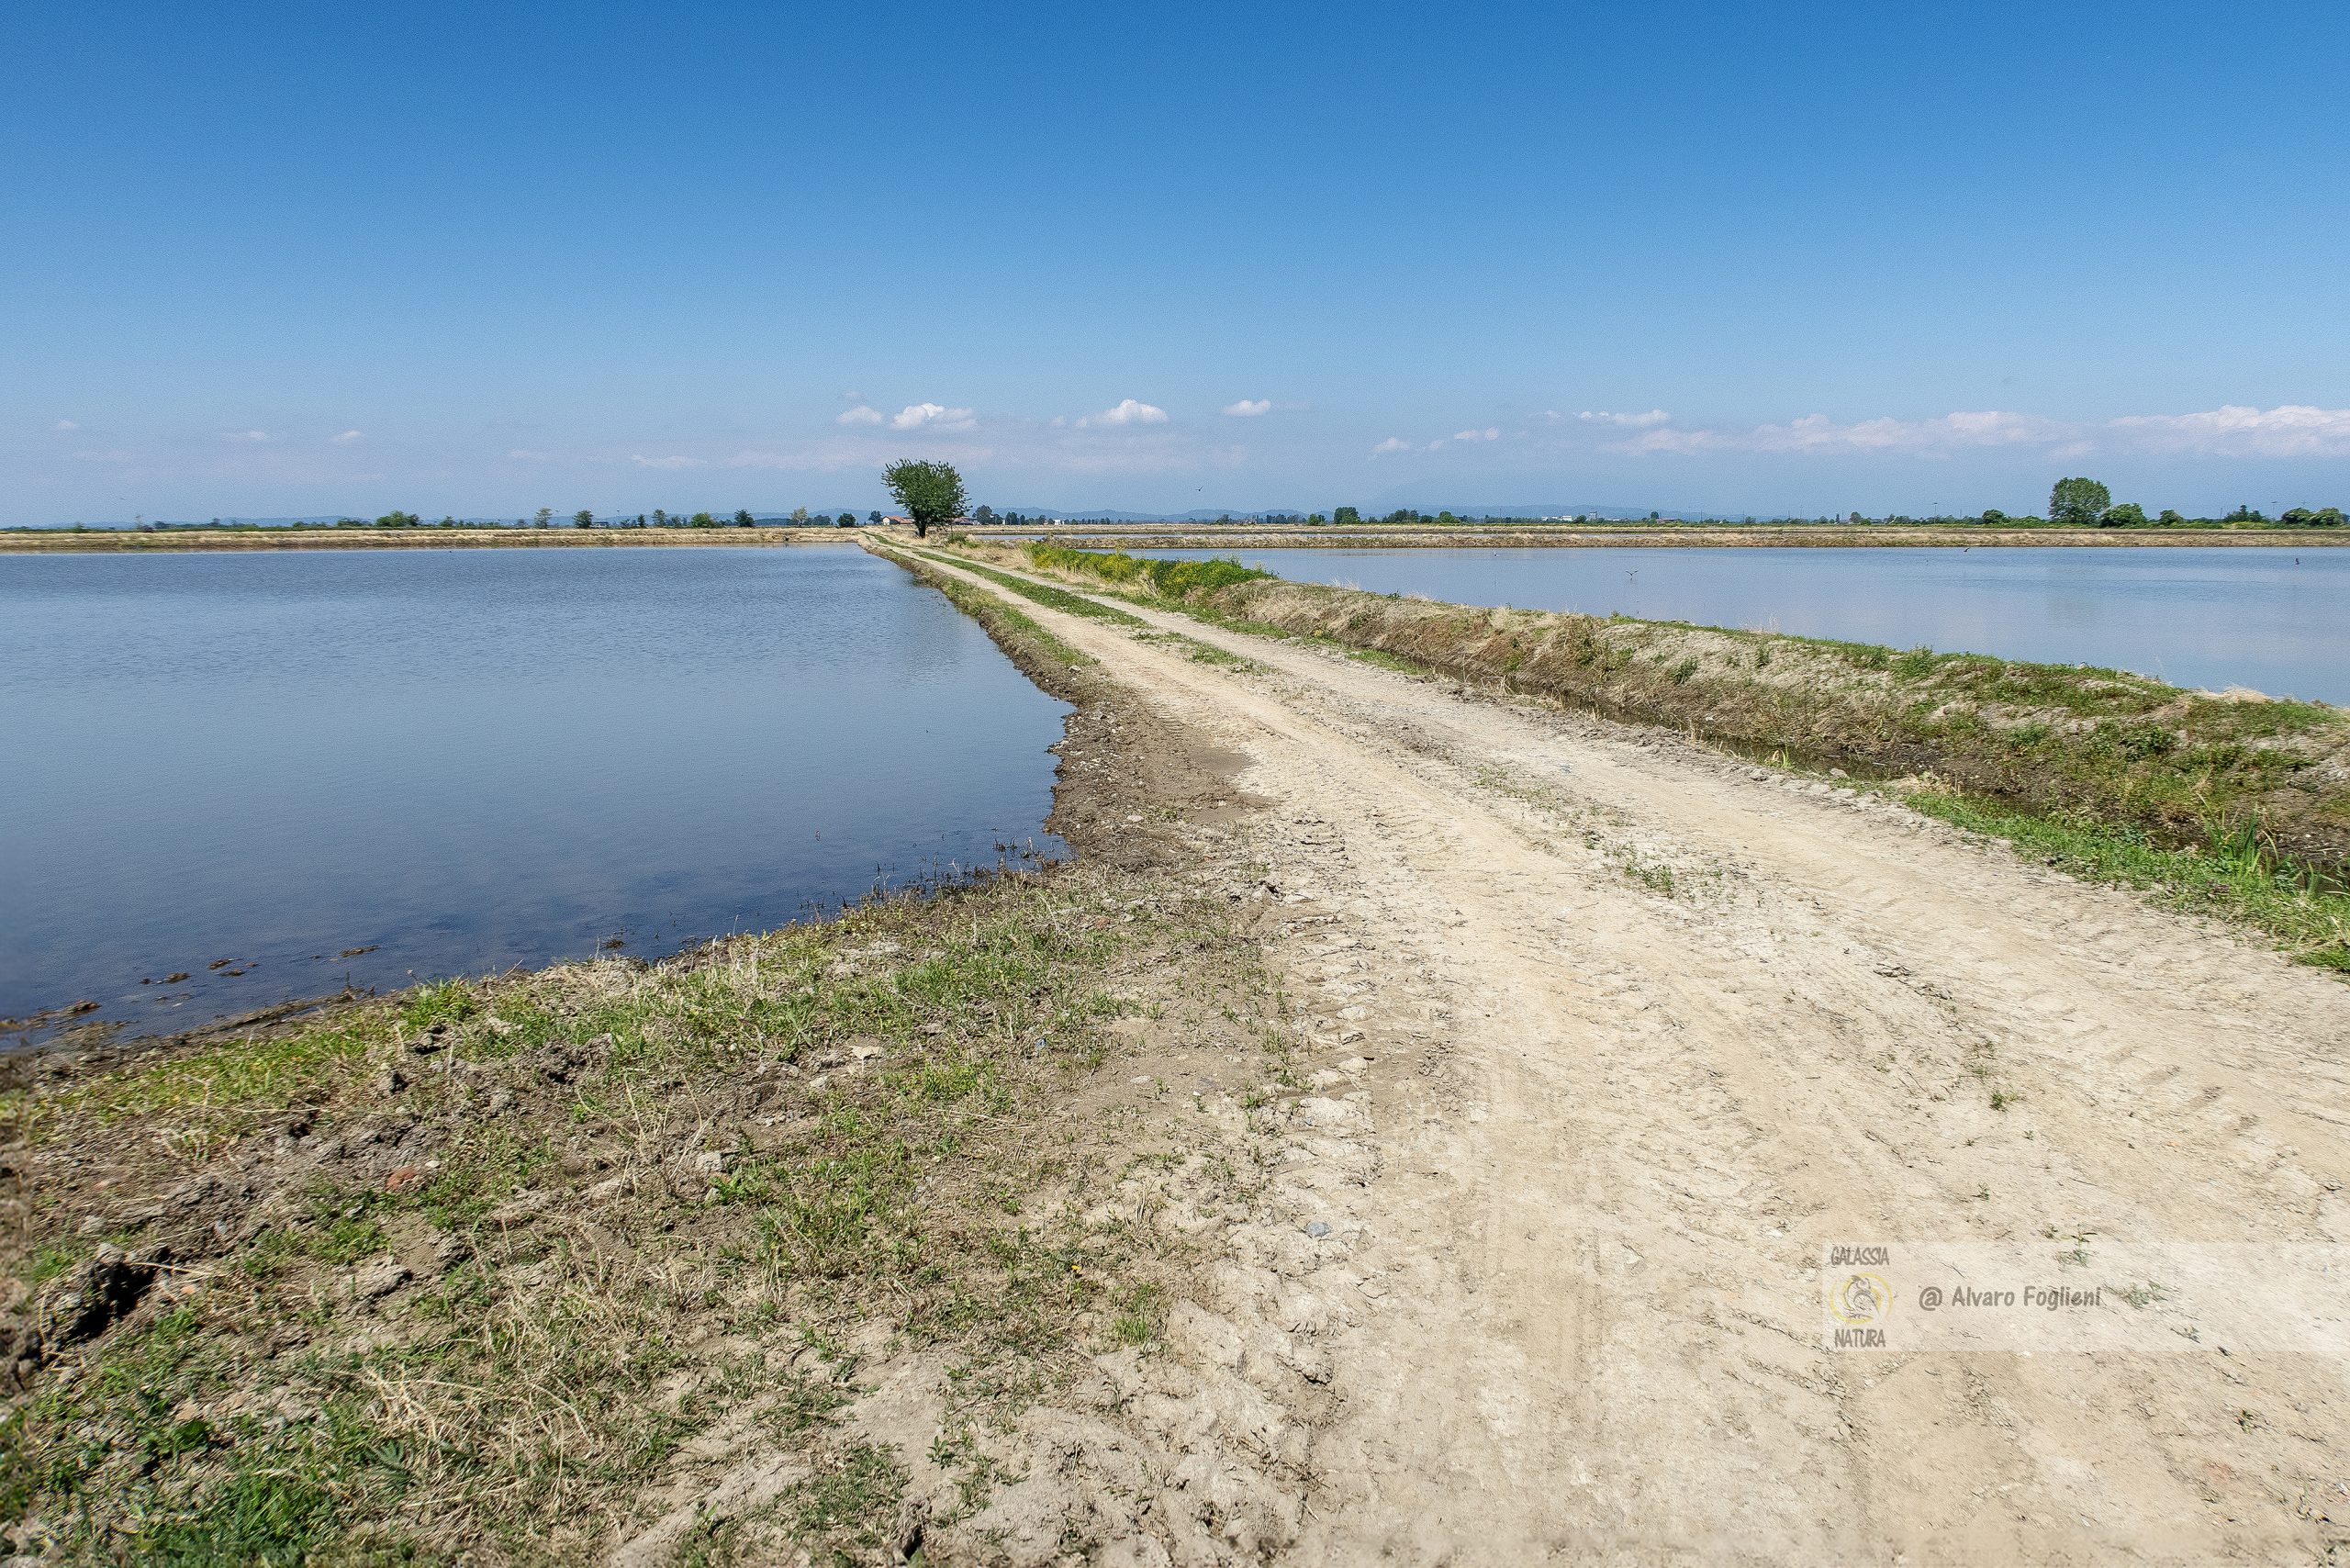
[{"x1": 2, "y1": 542, "x2": 1237, "y2": 1082}]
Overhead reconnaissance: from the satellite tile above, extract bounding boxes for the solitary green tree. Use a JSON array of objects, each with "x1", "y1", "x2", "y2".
[
  {"x1": 882, "y1": 459, "x2": 968, "y2": 538},
  {"x1": 867, "y1": 510, "x2": 883, "y2": 525},
  {"x1": 837, "y1": 512, "x2": 856, "y2": 527},
  {"x1": 733, "y1": 509, "x2": 755, "y2": 526},
  {"x1": 573, "y1": 509, "x2": 594, "y2": 528},
  {"x1": 534, "y1": 507, "x2": 554, "y2": 528},
  {"x1": 2048, "y1": 476, "x2": 2111, "y2": 527},
  {"x1": 1331, "y1": 505, "x2": 1360, "y2": 526}
]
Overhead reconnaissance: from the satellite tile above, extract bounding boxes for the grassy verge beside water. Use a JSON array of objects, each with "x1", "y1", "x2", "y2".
[
  {"x1": 1, "y1": 870, "x2": 1287, "y2": 1563},
  {"x1": 0, "y1": 551, "x2": 1292, "y2": 1563}
]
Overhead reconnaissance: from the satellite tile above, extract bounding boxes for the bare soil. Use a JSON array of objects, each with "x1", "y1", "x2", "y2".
[{"x1": 895, "y1": 543, "x2": 2350, "y2": 1564}]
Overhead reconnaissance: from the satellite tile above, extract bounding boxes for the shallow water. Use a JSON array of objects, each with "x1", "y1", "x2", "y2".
[
  {"x1": 1142, "y1": 545, "x2": 2350, "y2": 704},
  {"x1": 0, "y1": 545, "x2": 1069, "y2": 1039}
]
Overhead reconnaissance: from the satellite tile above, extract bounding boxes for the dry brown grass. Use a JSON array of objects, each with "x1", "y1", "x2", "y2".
[
  {"x1": 0, "y1": 864, "x2": 1289, "y2": 1563},
  {"x1": 1007, "y1": 543, "x2": 2350, "y2": 882}
]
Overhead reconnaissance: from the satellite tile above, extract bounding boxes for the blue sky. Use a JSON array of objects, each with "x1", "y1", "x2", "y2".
[{"x1": 6, "y1": 0, "x2": 2347, "y2": 522}]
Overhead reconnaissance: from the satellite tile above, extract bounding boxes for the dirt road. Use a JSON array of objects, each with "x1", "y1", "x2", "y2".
[{"x1": 909, "y1": 548, "x2": 2350, "y2": 1564}]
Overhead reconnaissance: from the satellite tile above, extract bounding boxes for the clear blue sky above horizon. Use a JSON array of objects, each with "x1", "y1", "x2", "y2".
[{"x1": 7, "y1": 0, "x2": 2347, "y2": 523}]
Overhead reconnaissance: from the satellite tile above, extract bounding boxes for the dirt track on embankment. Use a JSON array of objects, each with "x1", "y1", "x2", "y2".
[{"x1": 892, "y1": 542, "x2": 2350, "y2": 1564}]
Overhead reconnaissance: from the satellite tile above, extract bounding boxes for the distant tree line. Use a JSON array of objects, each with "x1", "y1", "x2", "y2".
[
  {"x1": 1225, "y1": 484, "x2": 2348, "y2": 531},
  {"x1": 37, "y1": 476, "x2": 2350, "y2": 535},
  {"x1": 353, "y1": 508, "x2": 869, "y2": 530}
]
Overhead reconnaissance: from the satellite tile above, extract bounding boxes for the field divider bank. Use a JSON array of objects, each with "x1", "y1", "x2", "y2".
[
  {"x1": 945, "y1": 536, "x2": 2350, "y2": 973},
  {"x1": 883, "y1": 527, "x2": 2350, "y2": 1562}
]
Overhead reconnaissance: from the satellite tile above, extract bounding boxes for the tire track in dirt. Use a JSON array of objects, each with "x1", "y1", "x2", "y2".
[{"x1": 903, "y1": 548, "x2": 2350, "y2": 1564}]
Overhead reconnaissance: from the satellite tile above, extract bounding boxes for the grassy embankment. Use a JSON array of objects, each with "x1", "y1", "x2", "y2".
[
  {"x1": 1009, "y1": 541, "x2": 2350, "y2": 974},
  {"x1": 0, "y1": 564, "x2": 1291, "y2": 1562},
  {"x1": 896, "y1": 543, "x2": 1262, "y2": 672}
]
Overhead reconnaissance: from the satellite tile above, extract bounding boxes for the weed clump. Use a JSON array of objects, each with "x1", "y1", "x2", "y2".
[{"x1": 1024, "y1": 542, "x2": 1271, "y2": 600}]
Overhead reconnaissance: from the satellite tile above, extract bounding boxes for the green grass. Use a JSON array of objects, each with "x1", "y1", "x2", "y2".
[
  {"x1": 906, "y1": 547, "x2": 1147, "y2": 627},
  {"x1": 1111, "y1": 1281, "x2": 1164, "y2": 1346},
  {"x1": 1023, "y1": 541, "x2": 1272, "y2": 600},
  {"x1": 1342, "y1": 644, "x2": 1436, "y2": 676},
  {"x1": 912, "y1": 543, "x2": 1274, "y2": 676},
  {"x1": 5, "y1": 1303, "x2": 422, "y2": 1564},
  {"x1": 18, "y1": 1024, "x2": 375, "y2": 1137},
  {"x1": 788, "y1": 1440, "x2": 908, "y2": 1557},
  {"x1": 1131, "y1": 629, "x2": 1262, "y2": 671},
  {"x1": 1902, "y1": 790, "x2": 2350, "y2": 972}
]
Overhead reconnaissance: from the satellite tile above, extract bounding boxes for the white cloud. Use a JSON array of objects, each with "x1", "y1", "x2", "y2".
[
  {"x1": 506, "y1": 448, "x2": 552, "y2": 462},
  {"x1": 726, "y1": 450, "x2": 828, "y2": 471},
  {"x1": 1221, "y1": 398, "x2": 1272, "y2": 418},
  {"x1": 51, "y1": 419, "x2": 78, "y2": 431},
  {"x1": 1432, "y1": 401, "x2": 2350, "y2": 462},
  {"x1": 2106, "y1": 404, "x2": 2350, "y2": 458},
  {"x1": 631, "y1": 454, "x2": 707, "y2": 469},
  {"x1": 1617, "y1": 409, "x2": 2060, "y2": 456},
  {"x1": 1452, "y1": 427, "x2": 1500, "y2": 442},
  {"x1": 1370, "y1": 437, "x2": 1413, "y2": 456},
  {"x1": 330, "y1": 429, "x2": 364, "y2": 443},
  {"x1": 1078, "y1": 398, "x2": 1169, "y2": 428},
  {"x1": 225, "y1": 429, "x2": 271, "y2": 442},
  {"x1": 890, "y1": 402, "x2": 978, "y2": 431},
  {"x1": 836, "y1": 405, "x2": 885, "y2": 426}
]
